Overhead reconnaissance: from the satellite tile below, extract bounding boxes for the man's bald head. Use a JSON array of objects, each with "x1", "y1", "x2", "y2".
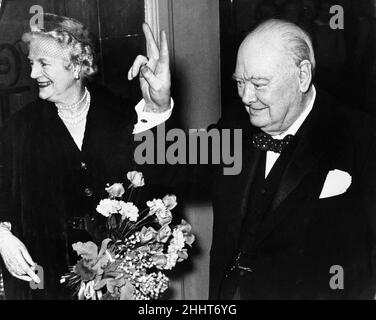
[
  {"x1": 234, "y1": 19, "x2": 315, "y2": 135},
  {"x1": 241, "y1": 19, "x2": 316, "y2": 76}
]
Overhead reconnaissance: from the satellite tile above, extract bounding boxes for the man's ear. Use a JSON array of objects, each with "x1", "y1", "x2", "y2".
[{"x1": 298, "y1": 60, "x2": 312, "y2": 93}]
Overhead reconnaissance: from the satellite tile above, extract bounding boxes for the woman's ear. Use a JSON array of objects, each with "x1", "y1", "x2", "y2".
[
  {"x1": 298, "y1": 60, "x2": 312, "y2": 93},
  {"x1": 73, "y1": 65, "x2": 82, "y2": 80}
]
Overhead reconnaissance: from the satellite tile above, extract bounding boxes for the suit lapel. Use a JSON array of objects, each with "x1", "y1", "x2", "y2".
[
  {"x1": 270, "y1": 133, "x2": 325, "y2": 213},
  {"x1": 254, "y1": 92, "x2": 330, "y2": 246},
  {"x1": 238, "y1": 141, "x2": 262, "y2": 220}
]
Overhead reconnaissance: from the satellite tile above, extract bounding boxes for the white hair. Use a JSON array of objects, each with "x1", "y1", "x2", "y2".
[
  {"x1": 250, "y1": 19, "x2": 316, "y2": 76},
  {"x1": 22, "y1": 13, "x2": 98, "y2": 79}
]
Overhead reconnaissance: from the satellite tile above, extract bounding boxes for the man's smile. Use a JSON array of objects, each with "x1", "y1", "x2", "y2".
[{"x1": 247, "y1": 106, "x2": 268, "y2": 114}]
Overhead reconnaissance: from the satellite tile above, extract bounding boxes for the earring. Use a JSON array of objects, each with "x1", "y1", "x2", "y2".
[{"x1": 74, "y1": 73, "x2": 80, "y2": 80}]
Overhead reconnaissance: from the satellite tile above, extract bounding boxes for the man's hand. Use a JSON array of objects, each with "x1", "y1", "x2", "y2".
[
  {"x1": 0, "y1": 231, "x2": 40, "y2": 283},
  {"x1": 128, "y1": 23, "x2": 171, "y2": 113}
]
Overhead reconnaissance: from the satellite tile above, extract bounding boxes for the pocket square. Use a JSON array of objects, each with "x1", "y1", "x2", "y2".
[{"x1": 319, "y1": 169, "x2": 352, "y2": 199}]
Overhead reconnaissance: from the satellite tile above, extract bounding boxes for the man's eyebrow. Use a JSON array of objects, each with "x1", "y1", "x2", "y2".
[
  {"x1": 249, "y1": 76, "x2": 270, "y2": 81},
  {"x1": 232, "y1": 74, "x2": 270, "y2": 82}
]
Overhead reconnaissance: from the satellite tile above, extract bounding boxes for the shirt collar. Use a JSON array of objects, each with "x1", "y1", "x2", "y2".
[{"x1": 273, "y1": 85, "x2": 316, "y2": 140}]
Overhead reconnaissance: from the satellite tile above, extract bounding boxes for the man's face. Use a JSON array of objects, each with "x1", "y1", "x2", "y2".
[
  {"x1": 234, "y1": 36, "x2": 303, "y2": 135},
  {"x1": 28, "y1": 36, "x2": 76, "y2": 104}
]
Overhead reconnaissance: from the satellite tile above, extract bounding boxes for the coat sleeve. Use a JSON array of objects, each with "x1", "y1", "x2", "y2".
[
  {"x1": 0, "y1": 123, "x2": 14, "y2": 224},
  {"x1": 131, "y1": 113, "x2": 236, "y2": 200},
  {"x1": 358, "y1": 118, "x2": 376, "y2": 294},
  {"x1": 0, "y1": 113, "x2": 25, "y2": 235}
]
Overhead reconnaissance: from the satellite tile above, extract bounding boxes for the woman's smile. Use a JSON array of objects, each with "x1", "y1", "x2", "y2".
[{"x1": 37, "y1": 81, "x2": 52, "y2": 88}]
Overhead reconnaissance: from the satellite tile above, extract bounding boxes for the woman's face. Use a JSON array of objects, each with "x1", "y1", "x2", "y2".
[{"x1": 28, "y1": 36, "x2": 79, "y2": 104}]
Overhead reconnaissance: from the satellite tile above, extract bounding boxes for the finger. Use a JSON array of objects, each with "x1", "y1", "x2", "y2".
[
  {"x1": 24, "y1": 266, "x2": 40, "y2": 284},
  {"x1": 16, "y1": 250, "x2": 40, "y2": 284},
  {"x1": 141, "y1": 65, "x2": 162, "y2": 90},
  {"x1": 128, "y1": 55, "x2": 149, "y2": 80},
  {"x1": 127, "y1": 68, "x2": 133, "y2": 81},
  {"x1": 128, "y1": 55, "x2": 148, "y2": 79},
  {"x1": 16, "y1": 259, "x2": 40, "y2": 283},
  {"x1": 159, "y1": 30, "x2": 170, "y2": 66},
  {"x1": 13, "y1": 274, "x2": 33, "y2": 282},
  {"x1": 20, "y1": 246, "x2": 35, "y2": 267},
  {"x1": 143, "y1": 23, "x2": 159, "y2": 60}
]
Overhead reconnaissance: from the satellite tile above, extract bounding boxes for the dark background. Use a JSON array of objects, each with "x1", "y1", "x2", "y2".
[
  {"x1": 0, "y1": 0, "x2": 145, "y2": 127},
  {"x1": 220, "y1": 0, "x2": 376, "y2": 116}
]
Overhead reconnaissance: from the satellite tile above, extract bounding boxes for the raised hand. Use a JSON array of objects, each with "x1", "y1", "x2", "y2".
[{"x1": 128, "y1": 23, "x2": 171, "y2": 113}]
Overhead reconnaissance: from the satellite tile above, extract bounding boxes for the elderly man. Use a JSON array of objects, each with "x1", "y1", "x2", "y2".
[{"x1": 210, "y1": 19, "x2": 376, "y2": 299}]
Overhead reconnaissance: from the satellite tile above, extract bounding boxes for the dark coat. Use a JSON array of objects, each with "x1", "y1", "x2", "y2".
[
  {"x1": 0, "y1": 84, "x2": 140, "y2": 299},
  {"x1": 209, "y1": 90, "x2": 376, "y2": 299}
]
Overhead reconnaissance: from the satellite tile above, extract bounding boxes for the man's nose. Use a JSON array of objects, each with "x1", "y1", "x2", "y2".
[
  {"x1": 241, "y1": 83, "x2": 257, "y2": 105},
  {"x1": 30, "y1": 64, "x2": 41, "y2": 79}
]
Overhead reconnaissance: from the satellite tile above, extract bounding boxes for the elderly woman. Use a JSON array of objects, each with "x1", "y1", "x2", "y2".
[{"x1": 0, "y1": 13, "x2": 171, "y2": 299}]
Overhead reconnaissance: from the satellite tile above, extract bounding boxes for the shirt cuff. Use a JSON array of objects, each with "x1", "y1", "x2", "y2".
[{"x1": 132, "y1": 99, "x2": 174, "y2": 134}]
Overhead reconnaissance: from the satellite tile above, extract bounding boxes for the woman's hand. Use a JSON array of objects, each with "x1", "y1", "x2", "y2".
[
  {"x1": 0, "y1": 230, "x2": 40, "y2": 283},
  {"x1": 128, "y1": 23, "x2": 171, "y2": 113}
]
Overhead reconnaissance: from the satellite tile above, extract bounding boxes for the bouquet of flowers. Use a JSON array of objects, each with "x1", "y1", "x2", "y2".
[{"x1": 60, "y1": 171, "x2": 195, "y2": 300}]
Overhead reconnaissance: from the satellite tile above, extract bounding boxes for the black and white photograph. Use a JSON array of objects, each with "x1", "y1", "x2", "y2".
[{"x1": 1, "y1": 0, "x2": 376, "y2": 307}]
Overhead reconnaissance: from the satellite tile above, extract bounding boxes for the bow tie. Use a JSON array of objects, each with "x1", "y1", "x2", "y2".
[{"x1": 252, "y1": 132, "x2": 294, "y2": 153}]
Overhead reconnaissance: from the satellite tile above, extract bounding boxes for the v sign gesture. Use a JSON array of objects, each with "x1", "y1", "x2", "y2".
[{"x1": 128, "y1": 23, "x2": 171, "y2": 113}]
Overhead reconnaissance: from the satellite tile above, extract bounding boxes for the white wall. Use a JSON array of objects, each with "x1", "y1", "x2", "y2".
[
  {"x1": 170, "y1": 0, "x2": 221, "y2": 129},
  {"x1": 155, "y1": 0, "x2": 221, "y2": 300}
]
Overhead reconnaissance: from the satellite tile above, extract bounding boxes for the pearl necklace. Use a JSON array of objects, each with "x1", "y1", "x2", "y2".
[
  {"x1": 55, "y1": 87, "x2": 88, "y2": 110},
  {"x1": 57, "y1": 90, "x2": 91, "y2": 126}
]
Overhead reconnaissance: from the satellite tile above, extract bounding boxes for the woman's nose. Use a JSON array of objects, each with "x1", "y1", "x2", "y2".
[{"x1": 30, "y1": 64, "x2": 41, "y2": 79}]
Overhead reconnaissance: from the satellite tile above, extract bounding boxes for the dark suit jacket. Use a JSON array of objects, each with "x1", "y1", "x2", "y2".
[{"x1": 209, "y1": 90, "x2": 376, "y2": 299}]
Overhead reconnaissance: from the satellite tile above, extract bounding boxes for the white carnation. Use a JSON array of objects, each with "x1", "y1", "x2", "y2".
[
  {"x1": 118, "y1": 201, "x2": 139, "y2": 222},
  {"x1": 96, "y1": 199, "x2": 120, "y2": 217}
]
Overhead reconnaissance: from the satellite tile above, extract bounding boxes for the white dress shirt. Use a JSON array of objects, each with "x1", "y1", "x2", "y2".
[
  {"x1": 264, "y1": 87, "x2": 316, "y2": 178},
  {"x1": 67, "y1": 99, "x2": 173, "y2": 150},
  {"x1": 133, "y1": 98, "x2": 174, "y2": 134}
]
